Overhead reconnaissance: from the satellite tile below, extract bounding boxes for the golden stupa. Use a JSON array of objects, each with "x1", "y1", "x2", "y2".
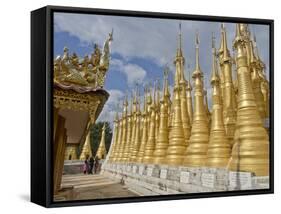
[
  {"x1": 183, "y1": 33, "x2": 209, "y2": 167},
  {"x1": 153, "y1": 67, "x2": 171, "y2": 164},
  {"x1": 107, "y1": 23, "x2": 270, "y2": 177},
  {"x1": 137, "y1": 87, "x2": 149, "y2": 163},
  {"x1": 227, "y1": 24, "x2": 269, "y2": 176},
  {"x1": 142, "y1": 83, "x2": 157, "y2": 164},
  {"x1": 131, "y1": 89, "x2": 142, "y2": 162},
  {"x1": 96, "y1": 123, "x2": 107, "y2": 159},
  {"x1": 218, "y1": 24, "x2": 237, "y2": 146},
  {"x1": 186, "y1": 67, "x2": 193, "y2": 125},
  {"x1": 206, "y1": 34, "x2": 231, "y2": 168},
  {"x1": 79, "y1": 131, "x2": 93, "y2": 160}
]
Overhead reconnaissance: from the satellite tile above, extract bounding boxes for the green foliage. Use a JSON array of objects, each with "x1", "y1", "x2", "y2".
[{"x1": 90, "y1": 121, "x2": 112, "y2": 156}]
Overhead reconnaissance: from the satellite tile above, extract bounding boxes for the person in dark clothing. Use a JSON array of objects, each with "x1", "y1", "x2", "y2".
[
  {"x1": 83, "y1": 158, "x2": 89, "y2": 174},
  {"x1": 89, "y1": 157, "x2": 94, "y2": 174},
  {"x1": 94, "y1": 156, "x2": 100, "y2": 174}
]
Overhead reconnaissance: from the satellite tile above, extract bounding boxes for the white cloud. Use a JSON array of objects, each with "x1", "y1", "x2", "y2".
[
  {"x1": 96, "y1": 89, "x2": 125, "y2": 126},
  {"x1": 111, "y1": 59, "x2": 147, "y2": 86},
  {"x1": 54, "y1": 13, "x2": 270, "y2": 80},
  {"x1": 107, "y1": 89, "x2": 125, "y2": 106},
  {"x1": 54, "y1": 13, "x2": 190, "y2": 66}
]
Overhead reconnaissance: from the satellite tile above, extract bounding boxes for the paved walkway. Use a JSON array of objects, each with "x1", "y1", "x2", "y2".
[{"x1": 54, "y1": 173, "x2": 138, "y2": 201}]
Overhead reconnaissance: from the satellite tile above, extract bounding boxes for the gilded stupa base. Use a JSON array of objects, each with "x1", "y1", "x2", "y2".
[
  {"x1": 142, "y1": 154, "x2": 155, "y2": 164},
  {"x1": 227, "y1": 109, "x2": 269, "y2": 176},
  {"x1": 206, "y1": 135, "x2": 231, "y2": 168},
  {"x1": 153, "y1": 148, "x2": 168, "y2": 164},
  {"x1": 183, "y1": 128, "x2": 209, "y2": 167},
  {"x1": 165, "y1": 123, "x2": 186, "y2": 166},
  {"x1": 153, "y1": 140, "x2": 169, "y2": 164}
]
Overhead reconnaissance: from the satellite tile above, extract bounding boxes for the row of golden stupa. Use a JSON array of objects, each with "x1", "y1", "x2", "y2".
[
  {"x1": 66, "y1": 123, "x2": 107, "y2": 160},
  {"x1": 107, "y1": 23, "x2": 270, "y2": 176}
]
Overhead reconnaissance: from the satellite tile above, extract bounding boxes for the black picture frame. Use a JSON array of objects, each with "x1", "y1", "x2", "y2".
[{"x1": 31, "y1": 5, "x2": 274, "y2": 208}]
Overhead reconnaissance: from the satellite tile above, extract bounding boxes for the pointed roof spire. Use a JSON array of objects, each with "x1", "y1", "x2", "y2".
[
  {"x1": 195, "y1": 31, "x2": 200, "y2": 70},
  {"x1": 123, "y1": 92, "x2": 128, "y2": 107},
  {"x1": 122, "y1": 92, "x2": 128, "y2": 117},
  {"x1": 133, "y1": 83, "x2": 138, "y2": 104},
  {"x1": 136, "y1": 83, "x2": 141, "y2": 112},
  {"x1": 239, "y1": 24, "x2": 250, "y2": 37},
  {"x1": 177, "y1": 22, "x2": 183, "y2": 57},
  {"x1": 249, "y1": 39, "x2": 257, "y2": 64},
  {"x1": 235, "y1": 24, "x2": 242, "y2": 41},
  {"x1": 253, "y1": 33, "x2": 262, "y2": 63},
  {"x1": 179, "y1": 62, "x2": 186, "y2": 84},
  {"x1": 211, "y1": 33, "x2": 219, "y2": 85},
  {"x1": 153, "y1": 80, "x2": 157, "y2": 106},
  {"x1": 146, "y1": 81, "x2": 153, "y2": 106},
  {"x1": 192, "y1": 31, "x2": 202, "y2": 77},
  {"x1": 222, "y1": 25, "x2": 231, "y2": 61},
  {"x1": 156, "y1": 78, "x2": 161, "y2": 106},
  {"x1": 186, "y1": 63, "x2": 192, "y2": 90},
  {"x1": 143, "y1": 85, "x2": 147, "y2": 112},
  {"x1": 218, "y1": 23, "x2": 224, "y2": 55},
  {"x1": 130, "y1": 91, "x2": 134, "y2": 114},
  {"x1": 163, "y1": 65, "x2": 170, "y2": 98}
]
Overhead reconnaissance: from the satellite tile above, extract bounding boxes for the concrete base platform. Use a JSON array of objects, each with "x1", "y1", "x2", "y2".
[{"x1": 101, "y1": 163, "x2": 270, "y2": 196}]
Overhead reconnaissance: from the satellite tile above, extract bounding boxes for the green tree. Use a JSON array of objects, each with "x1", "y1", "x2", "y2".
[{"x1": 90, "y1": 121, "x2": 112, "y2": 157}]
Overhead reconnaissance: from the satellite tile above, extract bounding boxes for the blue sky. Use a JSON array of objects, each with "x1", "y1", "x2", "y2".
[{"x1": 54, "y1": 12, "x2": 270, "y2": 125}]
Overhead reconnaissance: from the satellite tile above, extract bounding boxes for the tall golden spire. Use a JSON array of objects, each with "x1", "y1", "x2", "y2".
[
  {"x1": 165, "y1": 25, "x2": 189, "y2": 165},
  {"x1": 253, "y1": 34, "x2": 270, "y2": 118},
  {"x1": 163, "y1": 66, "x2": 171, "y2": 99},
  {"x1": 183, "y1": 32, "x2": 209, "y2": 167},
  {"x1": 240, "y1": 24, "x2": 251, "y2": 67},
  {"x1": 137, "y1": 88, "x2": 149, "y2": 162},
  {"x1": 128, "y1": 89, "x2": 137, "y2": 161},
  {"x1": 154, "y1": 79, "x2": 161, "y2": 143},
  {"x1": 96, "y1": 123, "x2": 107, "y2": 159},
  {"x1": 116, "y1": 94, "x2": 128, "y2": 161},
  {"x1": 249, "y1": 38, "x2": 266, "y2": 122},
  {"x1": 165, "y1": 74, "x2": 185, "y2": 165},
  {"x1": 228, "y1": 24, "x2": 269, "y2": 176},
  {"x1": 218, "y1": 24, "x2": 226, "y2": 104},
  {"x1": 174, "y1": 23, "x2": 184, "y2": 86},
  {"x1": 195, "y1": 31, "x2": 200, "y2": 72},
  {"x1": 177, "y1": 30, "x2": 191, "y2": 148},
  {"x1": 112, "y1": 109, "x2": 123, "y2": 162},
  {"x1": 142, "y1": 82, "x2": 157, "y2": 164},
  {"x1": 153, "y1": 68, "x2": 170, "y2": 164},
  {"x1": 218, "y1": 23, "x2": 224, "y2": 57},
  {"x1": 206, "y1": 35, "x2": 231, "y2": 167},
  {"x1": 146, "y1": 82, "x2": 153, "y2": 114},
  {"x1": 220, "y1": 25, "x2": 237, "y2": 146},
  {"x1": 163, "y1": 66, "x2": 173, "y2": 137},
  {"x1": 121, "y1": 93, "x2": 133, "y2": 162},
  {"x1": 131, "y1": 88, "x2": 142, "y2": 162},
  {"x1": 186, "y1": 64, "x2": 193, "y2": 124},
  {"x1": 177, "y1": 22, "x2": 183, "y2": 58}
]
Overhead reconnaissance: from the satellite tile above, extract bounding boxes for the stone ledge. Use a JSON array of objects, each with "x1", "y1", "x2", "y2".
[{"x1": 101, "y1": 163, "x2": 270, "y2": 195}]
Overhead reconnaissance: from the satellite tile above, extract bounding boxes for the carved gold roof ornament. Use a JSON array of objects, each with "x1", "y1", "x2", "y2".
[{"x1": 54, "y1": 29, "x2": 113, "y2": 89}]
